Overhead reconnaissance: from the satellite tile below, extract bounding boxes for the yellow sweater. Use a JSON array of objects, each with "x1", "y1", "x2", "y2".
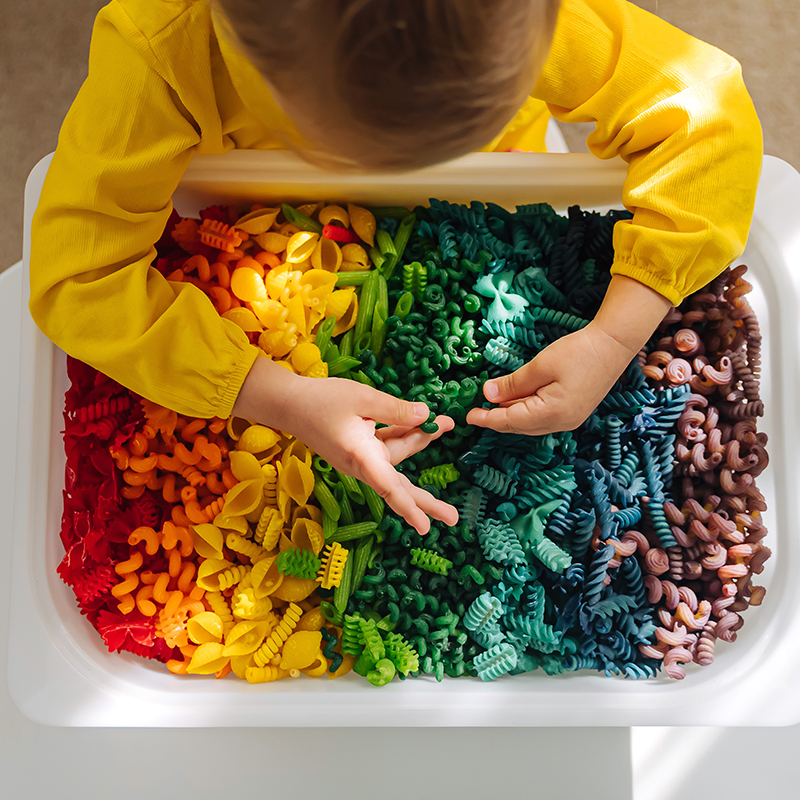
[{"x1": 29, "y1": 0, "x2": 762, "y2": 419}]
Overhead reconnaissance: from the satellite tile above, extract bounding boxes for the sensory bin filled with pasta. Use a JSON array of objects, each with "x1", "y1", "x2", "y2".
[{"x1": 58, "y1": 197, "x2": 770, "y2": 685}]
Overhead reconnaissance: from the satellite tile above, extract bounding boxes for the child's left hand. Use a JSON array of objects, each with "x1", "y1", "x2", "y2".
[
  {"x1": 466, "y1": 322, "x2": 637, "y2": 435},
  {"x1": 467, "y1": 275, "x2": 673, "y2": 435}
]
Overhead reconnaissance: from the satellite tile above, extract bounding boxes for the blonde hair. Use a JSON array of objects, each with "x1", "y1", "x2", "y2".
[{"x1": 215, "y1": 0, "x2": 561, "y2": 171}]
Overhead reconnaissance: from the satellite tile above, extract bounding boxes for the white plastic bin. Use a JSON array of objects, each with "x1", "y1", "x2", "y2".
[{"x1": 9, "y1": 151, "x2": 800, "y2": 726}]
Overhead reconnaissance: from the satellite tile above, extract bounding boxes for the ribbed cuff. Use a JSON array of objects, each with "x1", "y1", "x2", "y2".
[
  {"x1": 216, "y1": 343, "x2": 261, "y2": 419},
  {"x1": 610, "y1": 258, "x2": 684, "y2": 307}
]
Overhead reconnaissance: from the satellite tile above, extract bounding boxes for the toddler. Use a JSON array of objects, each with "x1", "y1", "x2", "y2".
[{"x1": 29, "y1": 0, "x2": 762, "y2": 533}]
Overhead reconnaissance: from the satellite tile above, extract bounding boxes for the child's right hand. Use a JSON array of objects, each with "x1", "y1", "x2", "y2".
[{"x1": 233, "y1": 356, "x2": 459, "y2": 534}]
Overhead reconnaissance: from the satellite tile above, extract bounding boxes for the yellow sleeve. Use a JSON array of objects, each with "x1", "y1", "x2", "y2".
[
  {"x1": 534, "y1": 0, "x2": 763, "y2": 306},
  {"x1": 28, "y1": 0, "x2": 259, "y2": 419}
]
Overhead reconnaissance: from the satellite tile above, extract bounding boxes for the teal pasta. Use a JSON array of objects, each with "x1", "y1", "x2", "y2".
[
  {"x1": 328, "y1": 198, "x2": 767, "y2": 687},
  {"x1": 472, "y1": 642, "x2": 518, "y2": 682},
  {"x1": 477, "y1": 519, "x2": 526, "y2": 566},
  {"x1": 463, "y1": 592, "x2": 503, "y2": 633},
  {"x1": 473, "y1": 464, "x2": 518, "y2": 498}
]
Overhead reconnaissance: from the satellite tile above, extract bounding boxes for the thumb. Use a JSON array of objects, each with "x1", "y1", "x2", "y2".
[
  {"x1": 357, "y1": 386, "x2": 429, "y2": 427},
  {"x1": 483, "y1": 356, "x2": 553, "y2": 404}
]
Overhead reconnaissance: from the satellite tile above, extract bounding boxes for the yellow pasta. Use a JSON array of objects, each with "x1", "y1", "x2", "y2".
[
  {"x1": 317, "y1": 541, "x2": 349, "y2": 589},
  {"x1": 325, "y1": 288, "x2": 356, "y2": 320},
  {"x1": 279, "y1": 631, "x2": 323, "y2": 671},
  {"x1": 253, "y1": 602, "x2": 303, "y2": 667},
  {"x1": 229, "y1": 450, "x2": 264, "y2": 482},
  {"x1": 285, "y1": 231, "x2": 319, "y2": 263},
  {"x1": 250, "y1": 555, "x2": 284, "y2": 599},
  {"x1": 270, "y1": 575, "x2": 319, "y2": 603},
  {"x1": 245, "y1": 665, "x2": 291, "y2": 684},
  {"x1": 232, "y1": 588, "x2": 276, "y2": 622},
  {"x1": 230, "y1": 266, "x2": 268, "y2": 303},
  {"x1": 261, "y1": 463, "x2": 278, "y2": 506},
  {"x1": 341, "y1": 243, "x2": 369, "y2": 269},
  {"x1": 255, "y1": 231, "x2": 290, "y2": 253},
  {"x1": 291, "y1": 516, "x2": 325, "y2": 556},
  {"x1": 225, "y1": 531, "x2": 271, "y2": 563},
  {"x1": 318, "y1": 204, "x2": 349, "y2": 228},
  {"x1": 205, "y1": 591, "x2": 236, "y2": 636},
  {"x1": 311, "y1": 237, "x2": 343, "y2": 272},
  {"x1": 277, "y1": 454, "x2": 315, "y2": 515},
  {"x1": 222, "y1": 306, "x2": 263, "y2": 333},
  {"x1": 189, "y1": 523, "x2": 225, "y2": 559},
  {"x1": 187, "y1": 642, "x2": 229, "y2": 675},
  {"x1": 332, "y1": 292, "x2": 358, "y2": 335},
  {"x1": 347, "y1": 203, "x2": 376, "y2": 247},
  {"x1": 235, "y1": 425, "x2": 282, "y2": 457},
  {"x1": 254, "y1": 506, "x2": 283, "y2": 549},
  {"x1": 235, "y1": 206, "x2": 280, "y2": 234},
  {"x1": 222, "y1": 619, "x2": 273, "y2": 657},
  {"x1": 187, "y1": 611, "x2": 224, "y2": 645}
]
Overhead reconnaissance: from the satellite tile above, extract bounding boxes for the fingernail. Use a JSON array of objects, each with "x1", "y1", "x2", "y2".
[
  {"x1": 413, "y1": 403, "x2": 428, "y2": 418},
  {"x1": 484, "y1": 381, "x2": 499, "y2": 401}
]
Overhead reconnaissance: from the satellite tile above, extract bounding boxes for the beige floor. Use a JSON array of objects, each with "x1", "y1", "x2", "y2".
[{"x1": 1, "y1": 0, "x2": 798, "y2": 270}]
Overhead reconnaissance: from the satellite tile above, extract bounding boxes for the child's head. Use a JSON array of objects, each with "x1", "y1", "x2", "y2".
[{"x1": 214, "y1": 0, "x2": 561, "y2": 171}]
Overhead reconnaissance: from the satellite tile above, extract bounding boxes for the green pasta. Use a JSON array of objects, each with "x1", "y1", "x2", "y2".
[{"x1": 327, "y1": 521, "x2": 378, "y2": 543}]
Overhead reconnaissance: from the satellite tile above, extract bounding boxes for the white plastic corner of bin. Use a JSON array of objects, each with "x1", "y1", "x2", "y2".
[{"x1": 8, "y1": 151, "x2": 800, "y2": 727}]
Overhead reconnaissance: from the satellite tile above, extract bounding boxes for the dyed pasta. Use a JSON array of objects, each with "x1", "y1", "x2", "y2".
[{"x1": 58, "y1": 198, "x2": 769, "y2": 688}]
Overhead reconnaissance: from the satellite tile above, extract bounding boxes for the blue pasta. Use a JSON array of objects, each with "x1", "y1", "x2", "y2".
[
  {"x1": 612, "y1": 505, "x2": 642, "y2": 529},
  {"x1": 615, "y1": 450, "x2": 640, "y2": 486},
  {"x1": 584, "y1": 544, "x2": 616, "y2": 606},
  {"x1": 620, "y1": 555, "x2": 646, "y2": 607},
  {"x1": 566, "y1": 508, "x2": 597, "y2": 559},
  {"x1": 605, "y1": 415, "x2": 623, "y2": 470}
]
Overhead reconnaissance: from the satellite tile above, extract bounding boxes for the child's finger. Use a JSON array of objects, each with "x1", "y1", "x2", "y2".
[
  {"x1": 405, "y1": 478, "x2": 459, "y2": 527},
  {"x1": 377, "y1": 416, "x2": 455, "y2": 465},
  {"x1": 482, "y1": 356, "x2": 555, "y2": 404},
  {"x1": 467, "y1": 393, "x2": 563, "y2": 436},
  {"x1": 356, "y1": 385, "x2": 429, "y2": 427},
  {"x1": 358, "y1": 456, "x2": 432, "y2": 534}
]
